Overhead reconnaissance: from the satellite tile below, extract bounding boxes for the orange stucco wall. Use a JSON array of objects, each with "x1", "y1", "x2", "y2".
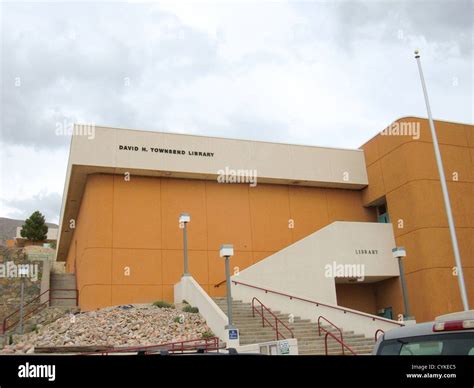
[
  {"x1": 65, "y1": 176, "x2": 376, "y2": 311},
  {"x1": 361, "y1": 117, "x2": 474, "y2": 322}
]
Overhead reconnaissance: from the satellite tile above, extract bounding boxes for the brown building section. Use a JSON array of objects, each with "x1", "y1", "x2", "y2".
[
  {"x1": 335, "y1": 283, "x2": 377, "y2": 315},
  {"x1": 360, "y1": 117, "x2": 474, "y2": 322},
  {"x1": 62, "y1": 117, "x2": 473, "y2": 323},
  {"x1": 65, "y1": 175, "x2": 375, "y2": 311}
]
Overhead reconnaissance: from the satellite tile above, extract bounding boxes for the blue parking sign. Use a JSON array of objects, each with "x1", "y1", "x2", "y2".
[{"x1": 229, "y1": 329, "x2": 238, "y2": 340}]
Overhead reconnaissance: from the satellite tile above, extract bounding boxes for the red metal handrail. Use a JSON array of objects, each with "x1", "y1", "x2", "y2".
[
  {"x1": 2, "y1": 289, "x2": 49, "y2": 334},
  {"x1": 232, "y1": 280, "x2": 404, "y2": 327},
  {"x1": 317, "y1": 315, "x2": 345, "y2": 355},
  {"x1": 1, "y1": 288, "x2": 78, "y2": 334},
  {"x1": 374, "y1": 328, "x2": 385, "y2": 341},
  {"x1": 214, "y1": 279, "x2": 226, "y2": 288},
  {"x1": 84, "y1": 337, "x2": 222, "y2": 355},
  {"x1": 324, "y1": 331, "x2": 357, "y2": 355},
  {"x1": 251, "y1": 297, "x2": 294, "y2": 341}
]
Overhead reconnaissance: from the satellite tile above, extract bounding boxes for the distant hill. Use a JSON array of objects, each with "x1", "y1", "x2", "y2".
[{"x1": 0, "y1": 217, "x2": 58, "y2": 244}]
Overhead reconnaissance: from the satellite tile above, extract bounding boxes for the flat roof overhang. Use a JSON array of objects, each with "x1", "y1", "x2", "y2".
[{"x1": 56, "y1": 125, "x2": 369, "y2": 262}]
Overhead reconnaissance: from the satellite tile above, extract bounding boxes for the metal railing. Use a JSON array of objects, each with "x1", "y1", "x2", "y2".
[
  {"x1": 1, "y1": 288, "x2": 78, "y2": 334},
  {"x1": 214, "y1": 279, "x2": 226, "y2": 288},
  {"x1": 232, "y1": 280, "x2": 404, "y2": 327},
  {"x1": 251, "y1": 297, "x2": 294, "y2": 341},
  {"x1": 324, "y1": 331, "x2": 357, "y2": 356},
  {"x1": 84, "y1": 337, "x2": 222, "y2": 355},
  {"x1": 317, "y1": 315, "x2": 345, "y2": 354}
]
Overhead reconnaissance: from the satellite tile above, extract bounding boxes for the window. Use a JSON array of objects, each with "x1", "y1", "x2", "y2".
[
  {"x1": 378, "y1": 333, "x2": 474, "y2": 355},
  {"x1": 377, "y1": 203, "x2": 390, "y2": 223}
]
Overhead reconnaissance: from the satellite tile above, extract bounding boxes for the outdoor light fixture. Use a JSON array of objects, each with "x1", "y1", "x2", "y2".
[
  {"x1": 392, "y1": 247, "x2": 406, "y2": 259},
  {"x1": 220, "y1": 244, "x2": 236, "y2": 329},
  {"x1": 219, "y1": 244, "x2": 234, "y2": 258},
  {"x1": 179, "y1": 213, "x2": 190, "y2": 224},
  {"x1": 179, "y1": 213, "x2": 191, "y2": 276}
]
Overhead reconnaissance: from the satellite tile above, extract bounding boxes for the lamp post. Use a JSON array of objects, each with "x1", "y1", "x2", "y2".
[
  {"x1": 220, "y1": 244, "x2": 236, "y2": 329},
  {"x1": 18, "y1": 265, "x2": 29, "y2": 335},
  {"x1": 392, "y1": 247, "x2": 413, "y2": 320},
  {"x1": 179, "y1": 213, "x2": 191, "y2": 277},
  {"x1": 414, "y1": 50, "x2": 469, "y2": 311}
]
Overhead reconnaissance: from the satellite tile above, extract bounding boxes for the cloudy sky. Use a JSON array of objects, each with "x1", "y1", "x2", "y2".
[{"x1": 0, "y1": 0, "x2": 472, "y2": 223}]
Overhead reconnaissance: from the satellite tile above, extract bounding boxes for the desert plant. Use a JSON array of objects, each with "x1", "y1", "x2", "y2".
[
  {"x1": 201, "y1": 330, "x2": 214, "y2": 339},
  {"x1": 153, "y1": 300, "x2": 174, "y2": 309},
  {"x1": 182, "y1": 305, "x2": 199, "y2": 313}
]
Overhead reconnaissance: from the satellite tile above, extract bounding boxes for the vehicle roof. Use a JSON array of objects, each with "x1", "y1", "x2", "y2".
[{"x1": 383, "y1": 321, "x2": 473, "y2": 340}]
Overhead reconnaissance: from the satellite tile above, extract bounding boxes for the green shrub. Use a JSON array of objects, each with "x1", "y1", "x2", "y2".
[
  {"x1": 201, "y1": 330, "x2": 214, "y2": 339},
  {"x1": 182, "y1": 299, "x2": 189, "y2": 305},
  {"x1": 182, "y1": 305, "x2": 199, "y2": 313},
  {"x1": 173, "y1": 316, "x2": 183, "y2": 323},
  {"x1": 153, "y1": 300, "x2": 174, "y2": 309}
]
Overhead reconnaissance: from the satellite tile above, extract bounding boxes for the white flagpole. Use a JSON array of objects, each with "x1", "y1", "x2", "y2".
[{"x1": 414, "y1": 49, "x2": 469, "y2": 311}]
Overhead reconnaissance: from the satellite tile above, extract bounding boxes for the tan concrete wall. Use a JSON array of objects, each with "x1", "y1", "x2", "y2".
[
  {"x1": 361, "y1": 117, "x2": 474, "y2": 322},
  {"x1": 66, "y1": 175, "x2": 376, "y2": 311},
  {"x1": 229, "y1": 221, "x2": 399, "y2": 306}
]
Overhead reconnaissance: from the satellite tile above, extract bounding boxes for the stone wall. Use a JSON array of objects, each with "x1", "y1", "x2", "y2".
[{"x1": 0, "y1": 247, "x2": 45, "y2": 331}]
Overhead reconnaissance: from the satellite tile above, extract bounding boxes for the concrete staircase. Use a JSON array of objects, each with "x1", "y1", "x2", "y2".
[
  {"x1": 50, "y1": 273, "x2": 78, "y2": 307},
  {"x1": 213, "y1": 297, "x2": 375, "y2": 355}
]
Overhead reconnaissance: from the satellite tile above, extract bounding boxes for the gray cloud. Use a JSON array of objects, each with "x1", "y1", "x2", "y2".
[
  {"x1": 2, "y1": 192, "x2": 62, "y2": 224},
  {"x1": 1, "y1": 1, "x2": 472, "y2": 223},
  {"x1": 1, "y1": 1, "x2": 471, "y2": 152},
  {"x1": 1, "y1": 2, "x2": 220, "y2": 148}
]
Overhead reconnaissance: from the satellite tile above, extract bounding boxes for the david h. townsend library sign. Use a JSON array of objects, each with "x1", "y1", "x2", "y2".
[{"x1": 118, "y1": 145, "x2": 215, "y2": 158}]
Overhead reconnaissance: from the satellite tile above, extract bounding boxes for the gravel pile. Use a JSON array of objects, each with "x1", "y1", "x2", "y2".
[{"x1": 1, "y1": 303, "x2": 211, "y2": 354}]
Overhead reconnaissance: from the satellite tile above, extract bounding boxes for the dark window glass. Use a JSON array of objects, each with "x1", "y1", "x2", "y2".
[{"x1": 378, "y1": 333, "x2": 474, "y2": 355}]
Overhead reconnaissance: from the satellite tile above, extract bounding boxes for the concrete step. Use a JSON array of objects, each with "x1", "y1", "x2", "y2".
[
  {"x1": 223, "y1": 313, "x2": 289, "y2": 318},
  {"x1": 298, "y1": 341, "x2": 375, "y2": 349},
  {"x1": 51, "y1": 274, "x2": 76, "y2": 279},
  {"x1": 212, "y1": 297, "x2": 375, "y2": 355},
  {"x1": 299, "y1": 350, "x2": 371, "y2": 355},
  {"x1": 297, "y1": 341, "x2": 372, "y2": 349},
  {"x1": 296, "y1": 344, "x2": 371, "y2": 351},
  {"x1": 50, "y1": 300, "x2": 77, "y2": 307},
  {"x1": 298, "y1": 346, "x2": 375, "y2": 355},
  {"x1": 49, "y1": 288, "x2": 77, "y2": 307},
  {"x1": 235, "y1": 324, "x2": 348, "y2": 334},
  {"x1": 50, "y1": 282, "x2": 76, "y2": 287}
]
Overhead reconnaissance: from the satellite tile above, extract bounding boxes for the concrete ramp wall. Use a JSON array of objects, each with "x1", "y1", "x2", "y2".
[{"x1": 230, "y1": 221, "x2": 403, "y2": 337}]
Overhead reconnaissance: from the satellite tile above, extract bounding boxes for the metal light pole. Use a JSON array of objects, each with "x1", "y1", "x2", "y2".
[
  {"x1": 18, "y1": 278, "x2": 25, "y2": 335},
  {"x1": 18, "y1": 265, "x2": 29, "y2": 335},
  {"x1": 392, "y1": 247, "x2": 412, "y2": 320},
  {"x1": 179, "y1": 213, "x2": 191, "y2": 277},
  {"x1": 220, "y1": 244, "x2": 236, "y2": 329},
  {"x1": 414, "y1": 50, "x2": 470, "y2": 310}
]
